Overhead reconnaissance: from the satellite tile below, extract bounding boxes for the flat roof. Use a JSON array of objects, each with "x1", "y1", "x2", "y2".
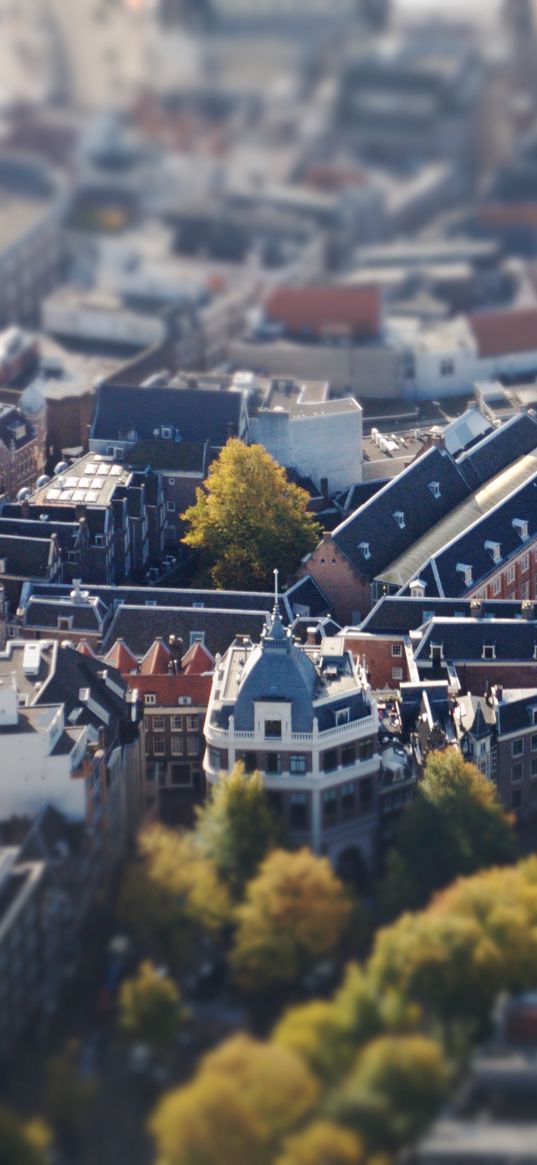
[{"x1": 31, "y1": 452, "x2": 131, "y2": 509}]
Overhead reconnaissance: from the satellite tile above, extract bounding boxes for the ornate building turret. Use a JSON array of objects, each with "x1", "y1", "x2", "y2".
[{"x1": 204, "y1": 572, "x2": 381, "y2": 873}]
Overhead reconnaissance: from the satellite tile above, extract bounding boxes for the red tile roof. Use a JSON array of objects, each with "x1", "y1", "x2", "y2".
[
  {"x1": 125, "y1": 672, "x2": 212, "y2": 707},
  {"x1": 140, "y1": 637, "x2": 173, "y2": 676},
  {"x1": 182, "y1": 641, "x2": 215, "y2": 675},
  {"x1": 265, "y1": 285, "x2": 381, "y2": 338},
  {"x1": 478, "y1": 203, "x2": 537, "y2": 230},
  {"x1": 104, "y1": 638, "x2": 138, "y2": 673},
  {"x1": 468, "y1": 307, "x2": 537, "y2": 358}
]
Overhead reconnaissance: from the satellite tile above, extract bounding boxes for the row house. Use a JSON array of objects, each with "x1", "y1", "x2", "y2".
[
  {"x1": 0, "y1": 639, "x2": 147, "y2": 872},
  {"x1": 103, "y1": 634, "x2": 214, "y2": 822}
]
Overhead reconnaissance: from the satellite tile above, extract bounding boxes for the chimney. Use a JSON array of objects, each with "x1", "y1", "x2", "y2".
[
  {"x1": 522, "y1": 600, "x2": 535, "y2": 620},
  {"x1": 168, "y1": 634, "x2": 184, "y2": 674},
  {"x1": 306, "y1": 626, "x2": 317, "y2": 646},
  {"x1": 470, "y1": 597, "x2": 483, "y2": 619}
]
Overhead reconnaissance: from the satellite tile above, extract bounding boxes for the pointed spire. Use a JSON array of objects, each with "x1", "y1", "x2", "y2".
[{"x1": 264, "y1": 567, "x2": 288, "y2": 645}]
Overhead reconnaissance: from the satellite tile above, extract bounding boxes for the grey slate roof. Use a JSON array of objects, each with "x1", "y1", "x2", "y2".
[
  {"x1": 360, "y1": 596, "x2": 533, "y2": 634},
  {"x1": 101, "y1": 605, "x2": 270, "y2": 659},
  {"x1": 22, "y1": 596, "x2": 109, "y2": 633},
  {"x1": 458, "y1": 411, "x2": 537, "y2": 488},
  {"x1": 411, "y1": 618, "x2": 537, "y2": 663},
  {"x1": 330, "y1": 414, "x2": 537, "y2": 581},
  {"x1": 91, "y1": 383, "x2": 244, "y2": 446},
  {"x1": 0, "y1": 534, "x2": 53, "y2": 578},
  {"x1": 331, "y1": 446, "x2": 472, "y2": 579},
  {"x1": 402, "y1": 475, "x2": 537, "y2": 598}
]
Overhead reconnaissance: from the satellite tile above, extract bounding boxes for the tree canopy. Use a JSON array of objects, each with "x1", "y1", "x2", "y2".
[
  {"x1": 119, "y1": 826, "x2": 232, "y2": 970},
  {"x1": 230, "y1": 848, "x2": 351, "y2": 992},
  {"x1": 118, "y1": 960, "x2": 182, "y2": 1052},
  {"x1": 196, "y1": 762, "x2": 283, "y2": 898},
  {"x1": 181, "y1": 438, "x2": 320, "y2": 590},
  {"x1": 150, "y1": 1035, "x2": 319, "y2": 1165},
  {"x1": 380, "y1": 750, "x2": 516, "y2": 917}
]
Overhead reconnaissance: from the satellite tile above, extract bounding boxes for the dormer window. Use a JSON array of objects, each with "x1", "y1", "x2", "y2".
[
  {"x1": 430, "y1": 642, "x2": 443, "y2": 664},
  {"x1": 513, "y1": 518, "x2": 529, "y2": 541},
  {"x1": 144, "y1": 693, "x2": 156, "y2": 705},
  {"x1": 393, "y1": 511, "x2": 405, "y2": 530},
  {"x1": 482, "y1": 643, "x2": 496, "y2": 660},
  {"x1": 457, "y1": 563, "x2": 473, "y2": 586},
  {"x1": 358, "y1": 542, "x2": 371, "y2": 560},
  {"x1": 485, "y1": 540, "x2": 501, "y2": 564},
  {"x1": 335, "y1": 708, "x2": 350, "y2": 726},
  {"x1": 161, "y1": 426, "x2": 173, "y2": 440},
  {"x1": 429, "y1": 481, "x2": 441, "y2": 499}
]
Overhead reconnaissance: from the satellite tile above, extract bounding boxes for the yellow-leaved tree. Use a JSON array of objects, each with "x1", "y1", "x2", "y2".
[
  {"x1": 181, "y1": 438, "x2": 320, "y2": 590},
  {"x1": 230, "y1": 848, "x2": 351, "y2": 992},
  {"x1": 150, "y1": 1034, "x2": 319, "y2": 1165}
]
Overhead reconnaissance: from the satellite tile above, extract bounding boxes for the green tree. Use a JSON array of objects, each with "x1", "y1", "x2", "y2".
[
  {"x1": 119, "y1": 960, "x2": 182, "y2": 1052},
  {"x1": 119, "y1": 826, "x2": 231, "y2": 970},
  {"x1": 230, "y1": 848, "x2": 351, "y2": 992},
  {"x1": 196, "y1": 762, "x2": 283, "y2": 898},
  {"x1": 381, "y1": 750, "x2": 516, "y2": 917},
  {"x1": 181, "y1": 438, "x2": 320, "y2": 590},
  {"x1": 0, "y1": 1106, "x2": 48, "y2": 1165},
  {"x1": 329, "y1": 1035, "x2": 448, "y2": 1153},
  {"x1": 150, "y1": 1035, "x2": 319, "y2": 1165}
]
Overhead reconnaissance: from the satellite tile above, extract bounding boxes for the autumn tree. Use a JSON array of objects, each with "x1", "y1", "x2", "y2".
[
  {"x1": 118, "y1": 960, "x2": 182, "y2": 1053},
  {"x1": 119, "y1": 826, "x2": 231, "y2": 970},
  {"x1": 150, "y1": 1034, "x2": 319, "y2": 1165},
  {"x1": 371, "y1": 858, "x2": 537, "y2": 1037},
  {"x1": 196, "y1": 762, "x2": 283, "y2": 898},
  {"x1": 181, "y1": 438, "x2": 320, "y2": 590},
  {"x1": 381, "y1": 750, "x2": 516, "y2": 917},
  {"x1": 274, "y1": 965, "x2": 421, "y2": 1085},
  {"x1": 230, "y1": 848, "x2": 351, "y2": 992},
  {"x1": 276, "y1": 1120, "x2": 364, "y2": 1165},
  {"x1": 328, "y1": 1034, "x2": 448, "y2": 1153}
]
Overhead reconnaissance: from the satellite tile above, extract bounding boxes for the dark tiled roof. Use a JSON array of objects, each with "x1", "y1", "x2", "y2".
[
  {"x1": 101, "y1": 606, "x2": 270, "y2": 659},
  {"x1": 412, "y1": 618, "x2": 537, "y2": 663},
  {"x1": 360, "y1": 595, "x2": 531, "y2": 634},
  {"x1": 332, "y1": 446, "x2": 471, "y2": 578},
  {"x1": 496, "y1": 691, "x2": 537, "y2": 735},
  {"x1": 0, "y1": 405, "x2": 34, "y2": 451},
  {"x1": 0, "y1": 534, "x2": 53, "y2": 578},
  {"x1": 34, "y1": 645, "x2": 131, "y2": 734},
  {"x1": 284, "y1": 575, "x2": 331, "y2": 618},
  {"x1": 458, "y1": 412, "x2": 537, "y2": 488},
  {"x1": 403, "y1": 475, "x2": 537, "y2": 598},
  {"x1": 23, "y1": 596, "x2": 109, "y2": 632},
  {"x1": 91, "y1": 383, "x2": 244, "y2": 445}
]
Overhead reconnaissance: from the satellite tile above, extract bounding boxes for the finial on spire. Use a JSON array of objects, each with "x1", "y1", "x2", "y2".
[{"x1": 273, "y1": 567, "x2": 279, "y2": 609}]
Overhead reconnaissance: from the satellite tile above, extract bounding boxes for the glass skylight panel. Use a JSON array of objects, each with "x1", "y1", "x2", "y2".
[
  {"x1": 47, "y1": 489, "x2": 60, "y2": 499},
  {"x1": 73, "y1": 490, "x2": 86, "y2": 501},
  {"x1": 86, "y1": 464, "x2": 97, "y2": 474},
  {"x1": 85, "y1": 490, "x2": 99, "y2": 502}
]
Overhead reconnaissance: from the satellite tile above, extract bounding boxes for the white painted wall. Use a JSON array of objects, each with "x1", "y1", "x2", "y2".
[
  {"x1": 251, "y1": 402, "x2": 362, "y2": 492},
  {"x1": 0, "y1": 726, "x2": 87, "y2": 822}
]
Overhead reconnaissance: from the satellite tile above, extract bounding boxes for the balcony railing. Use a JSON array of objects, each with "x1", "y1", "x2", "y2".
[{"x1": 207, "y1": 713, "x2": 376, "y2": 744}]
